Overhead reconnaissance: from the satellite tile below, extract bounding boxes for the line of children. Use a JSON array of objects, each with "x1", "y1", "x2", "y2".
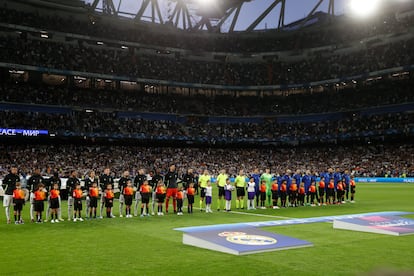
[
  {"x1": 49, "y1": 183, "x2": 60, "y2": 223},
  {"x1": 186, "y1": 183, "x2": 195, "y2": 213},
  {"x1": 34, "y1": 183, "x2": 47, "y2": 223},
  {"x1": 298, "y1": 183, "x2": 306, "y2": 206},
  {"x1": 140, "y1": 180, "x2": 151, "y2": 217},
  {"x1": 224, "y1": 179, "x2": 234, "y2": 212},
  {"x1": 318, "y1": 177, "x2": 325, "y2": 206},
  {"x1": 271, "y1": 180, "x2": 279, "y2": 209},
  {"x1": 259, "y1": 180, "x2": 267, "y2": 209},
  {"x1": 308, "y1": 181, "x2": 318, "y2": 206},
  {"x1": 350, "y1": 176, "x2": 356, "y2": 203},
  {"x1": 176, "y1": 187, "x2": 184, "y2": 215},
  {"x1": 280, "y1": 180, "x2": 287, "y2": 208},
  {"x1": 73, "y1": 183, "x2": 84, "y2": 222},
  {"x1": 89, "y1": 182, "x2": 99, "y2": 219},
  {"x1": 247, "y1": 177, "x2": 256, "y2": 210},
  {"x1": 289, "y1": 179, "x2": 298, "y2": 207},
  {"x1": 12, "y1": 182, "x2": 25, "y2": 224},
  {"x1": 104, "y1": 184, "x2": 114, "y2": 218},
  {"x1": 337, "y1": 180, "x2": 345, "y2": 204},
  {"x1": 327, "y1": 178, "x2": 335, "y2": 205},
  {"x1": 205, "y1": 181, "x2": 213, "y2": 213},
  {"x1": 156, "y1": 181, "x2": 166, "y2": 215},
  {"x1": 123, "y1": 181, "x2": 134, "y2": 218}
]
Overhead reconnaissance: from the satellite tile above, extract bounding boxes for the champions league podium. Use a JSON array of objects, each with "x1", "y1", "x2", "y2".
[
  {"x1": 182, "y1": 227, "x2": 312, "y2": 255},
  {"x1": 176, "y1": 212, "x2": 413, "y2": 255},
  {"x1": 333, "y1": 215, "x2": 414, "y2": 236}
]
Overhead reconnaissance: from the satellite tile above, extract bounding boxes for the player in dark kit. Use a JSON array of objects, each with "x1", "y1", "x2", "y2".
[
  {"x1": 3, "y1": 166, "x2": 21, "y2": 224},
  {"x1": 66, "y1": 170, "x2": 80, "y2": 221},
  {"x1": 133, "y1": 169, "x2": 146, "y2": 216},
  {"x1": 99, "y1": 168, "x2": 114, "y2": 218},
  {"x1": 165, "y1": 165, "x2": 179, "y2": 213},
  {"x1": 302, "y1": 170, "x2": 312, "y2": 205},
  {"x1": 84, "y1": 170, "x2": 99, "y2": 218},
  {"x1": 28, "y1": 168, "x2": 44, "y2": 222},
  {"x1": 181, "y1": 168, "x2": 194, "y2": 191}
]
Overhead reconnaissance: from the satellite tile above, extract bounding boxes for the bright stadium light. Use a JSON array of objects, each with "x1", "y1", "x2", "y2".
[
  {"x1": 349, "y1": 0, "x2": 382, "y2": 17},
  {"x1": 194, "y1": 0, "x2": 216, "y2": 9}
]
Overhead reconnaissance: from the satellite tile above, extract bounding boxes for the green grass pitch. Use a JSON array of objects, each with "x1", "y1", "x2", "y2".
[{"x1": 1, "y1": 183, "x2": 413, "y2": 276}]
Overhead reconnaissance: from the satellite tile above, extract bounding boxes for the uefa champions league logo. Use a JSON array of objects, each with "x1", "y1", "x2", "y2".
[
  {"x1": 218, "y1": 231, "x2": 247, "y2": 237},
  {"x1": 227, "y1": 235, "x2": 277, "y2": 245},
  {"x1": 218, "y1": 232, "x2": 277, "y2": 246}
]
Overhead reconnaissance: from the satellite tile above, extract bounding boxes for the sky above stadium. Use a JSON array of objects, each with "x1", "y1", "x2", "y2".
[{"x1": 85, "y1": 0, "x2": 348, "y2": 31}]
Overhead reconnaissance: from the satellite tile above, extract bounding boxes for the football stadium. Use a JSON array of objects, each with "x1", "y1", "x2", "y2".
[{"x1": 0, "y1": 0, "x2": 414, "y2": 274}]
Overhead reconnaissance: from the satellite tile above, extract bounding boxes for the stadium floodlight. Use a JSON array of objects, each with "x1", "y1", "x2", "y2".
[
  {"x1": 194, "y1": 0, "x2": 217, "y2": 9},
  {"x1": 349, "y1": 0, "x2": 382, "y2": 17}
]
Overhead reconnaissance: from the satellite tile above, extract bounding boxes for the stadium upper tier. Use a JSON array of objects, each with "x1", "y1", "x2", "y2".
[
  {"x1": 0, "y1": 4, "x2": 414, "y2": 86},
  {"x1": 1, "y1": 78, "x2": 413, "y2": 116},
  {"x1": 0, "y1": 30, "x2": 413, "y2": 86},
  {"x1": 2, "y1": 76, "x2": 412, "y2": 146},
  {"x1": 0, "y1": 107, "x2": 412, "y2": 145}
]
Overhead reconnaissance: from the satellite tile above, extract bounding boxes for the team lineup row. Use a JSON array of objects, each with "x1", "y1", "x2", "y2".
[{"x1": 2, "y1": 165, "x2": 356, "y2": 224}]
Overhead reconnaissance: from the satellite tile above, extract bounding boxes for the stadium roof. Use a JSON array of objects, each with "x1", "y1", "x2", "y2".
[
  {"x1": 84, "y1": 0, "x2": 341, "y2": 32},
  {"x1": 20, "y1": 0, "x2": 413, "y2": 33}
]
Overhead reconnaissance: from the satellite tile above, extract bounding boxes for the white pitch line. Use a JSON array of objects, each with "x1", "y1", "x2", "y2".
[
  {"x1": 227, "y1": 210, "x2": 294, "y2": 220},
  {"x1": 191, "y1": 206, "x2": 294, "y2": 220}
]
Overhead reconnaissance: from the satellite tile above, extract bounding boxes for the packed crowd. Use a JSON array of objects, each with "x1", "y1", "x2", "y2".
[
  {"x1": 1, "y1": 33, "x2": 413, "y2": 85},
  {"x1": 0, "y1": 143, "x2": 413, "y2": 180},
  {"x1": 1, "y1": 78, "x2": 413, "y2": 116},
  {"x1": 0, "y1": 109, "x2": 412, "y2": 143},
  {"x1": 0, "y1": 2, "x2": 413, "y2": 53}
]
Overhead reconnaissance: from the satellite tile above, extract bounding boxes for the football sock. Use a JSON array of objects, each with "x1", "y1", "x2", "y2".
[
  {"x1": 165, "y1": 198, "x2": 169, "y2": 212},
  {"x1": 235, "y1": 200, "x2": 239, "y2": 209}
]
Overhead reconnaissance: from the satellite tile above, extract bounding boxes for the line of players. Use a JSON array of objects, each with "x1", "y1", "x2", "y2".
[
  {"x1": 211, "y1": 168, "x2": 356, "y2": 211},
  {"x1": 2, "y1": 165, "x2": 356, "y2": 224}
]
